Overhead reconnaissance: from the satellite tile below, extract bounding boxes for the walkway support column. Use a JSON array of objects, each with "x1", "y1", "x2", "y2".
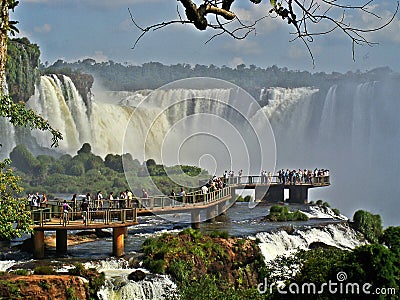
[
  {"x1": 206, "y1": 206, "x2": 217, "y2": 223},
  {"x1": 33, "y1": 230, "x2": 44, "y2": 259},
  {"x1": 56, "y1": 229, "x2": 68, "y2": 254},
  {"x1": 113, "y1": 227, "x2": 125, "y2": 257},
  {"x1": 256, "y1": 185, "x2": 283, "y2": 202},
  {"x1": 218, "y1": 201, "x2": 227, "y2": 216},
  {"x1": 288, "y1": 186, "x2": 309, "y2": 204},
  {"x1": 191, "y1": 209, "x2": 201, "y2": 229}
]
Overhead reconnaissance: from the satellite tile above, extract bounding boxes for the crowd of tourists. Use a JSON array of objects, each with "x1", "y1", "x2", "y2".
[
  {"x1": 28, "y1": 192, "x2": 48, "y2": 209},
  {"x1": 277, "y1": 168, "x2": 330, "y2": 185}
]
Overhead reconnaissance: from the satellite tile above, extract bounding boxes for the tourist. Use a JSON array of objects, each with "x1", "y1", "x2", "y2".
[
  {"x1": 80, "y1": 199, "x2": 89, "y2": 225},
  {"x1": 109, "y1": 192, "x2": 114, "y2": 208},
  {"x1": 238, "y1": 169, "x2": 243, "y2": 184},
  {"x1": 96, "y1": 191, "x2": 103, "y2": 210},
  {"x1": 126, "y1": 190, "x2": 133, "y2": 208},
  {"x1": 179, "y1": 187, "x2": 186, "y2": 203},
  {"x1": 61, "y1": 200, "x2": 73, "y2": 226},
  {"x1": 71, "y1": 194, "x2": 77, "y2": 211},
  {"x1": 40, "y1": 193, "x2": 48, "y2": 208},
  {"x1": 120, "y1": 191, "x2": 127, "y2": 208},
  {"x1": 86, "y1": 193, "x2": 92, "y2": 208}
]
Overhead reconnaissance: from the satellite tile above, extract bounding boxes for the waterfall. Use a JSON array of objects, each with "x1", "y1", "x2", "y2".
[
  {"x1": 0, "y1": 78, "x2": 16, "y2": 160},
  {"x1": 318, "y1": 85, "x2": 337, "y2": 142},
  {"x1": 7, "y1": 76, "x2": 400, "y2": 225},
  {"x1": 257, "y1": 223, "x2": 366, "y2": 263},
  {"x1": 27, "y1": 75, "x2": 82, "y2": 152},
  {"x1": 264, "y1": 82, "x2": 400, "y2": 226},
  {"x1": 84, "y1": 259, "x2": 177, "y2": 300},
  {"x1": 259, "y1": 87, "x2": 318, "y2": 167}
]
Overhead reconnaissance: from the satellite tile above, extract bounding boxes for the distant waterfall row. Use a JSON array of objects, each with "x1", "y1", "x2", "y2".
[{"x1": 262, "y1": 82, "x2": 400, "y2": 225}]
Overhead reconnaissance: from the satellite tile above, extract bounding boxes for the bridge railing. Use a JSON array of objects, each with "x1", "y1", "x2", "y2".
[
  {"x1": 225, "y1": 175, "x2": 330, "y2": 186},
  {"x1": 127, "y1": 186, "x2": 232, "y2": 210},
  {"x1": 36, "y1": 186, "x2": 232, "y2": 222},
  {"x1": 31, "y1": 208, "x2": 137, "y2": 227}
]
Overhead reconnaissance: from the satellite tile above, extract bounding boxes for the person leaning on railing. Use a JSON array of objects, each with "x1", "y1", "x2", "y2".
[{"x1": 80, "y1": 198, "x2": 89, "y2": 225}]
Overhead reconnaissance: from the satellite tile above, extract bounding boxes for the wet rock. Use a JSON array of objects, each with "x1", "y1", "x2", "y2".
[{"x1": 128, "y1": 270, "x2": 147, "y2": 281}]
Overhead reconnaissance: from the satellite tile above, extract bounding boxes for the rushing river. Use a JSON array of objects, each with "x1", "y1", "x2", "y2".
[{"x1": 0, "y1": 202, "x2": 362, "y2": 299}]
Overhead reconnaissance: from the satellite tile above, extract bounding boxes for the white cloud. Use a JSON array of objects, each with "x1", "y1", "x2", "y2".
[
  {"x1": 34, "y1": 24, "x2": 52, "y2": 34},
  {"x1": 226, "y1": 39, "x2": 262, "y2": 55},
  {"x1": 25, "y1": 0, "x2": 162, "y2": 8},
  {"x1": 233, "y1": 4, "x2": 281, "y2": 35},
  {"x1": 91, "y1": 51, "x2": 108, "y2": 63},
  {"x1": 228, "y1": 57, "x2": 245, "y2": 67}
]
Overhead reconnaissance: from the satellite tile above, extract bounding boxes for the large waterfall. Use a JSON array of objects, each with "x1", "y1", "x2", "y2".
[
  {"x1": 4, "y1": 74, "x2": 399, "y2": 225},
  {"x1": 262, "y1": 82, "x2": 400, "y2": 226}
]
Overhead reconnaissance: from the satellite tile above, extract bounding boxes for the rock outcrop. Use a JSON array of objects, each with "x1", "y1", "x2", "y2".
[{"x1": 0, "y1": 274, "x2": 89, "y2": 300}]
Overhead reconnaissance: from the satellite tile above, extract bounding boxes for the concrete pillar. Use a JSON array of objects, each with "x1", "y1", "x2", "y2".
[
  {"x1": 206, "y1": 206, "x2": 217, "y2": 223},
  {"x1": 231, "y1": 187, "x2": 236, "y2": 201},
  {"x1": 113, "y1": 227, "x2": 125, "y2": 257},
  {"x1": 256, "y1": 185, "x2": 284, "y2": 202},
  {"x1": 33, "y1": 230, "x2": 44, "y2": 259},
  {"x1": 56, "y1": 229, "x2": 68, "y2": 254},
  {"x1": 288, "y1": 186, "x2": 309, "y2": 204},
  {"x1": 191, "y1": 210, "x2": 201, "y2": 229},
  {"x1": 218, "y1": 201, "x2": 227, "y2": 216}
]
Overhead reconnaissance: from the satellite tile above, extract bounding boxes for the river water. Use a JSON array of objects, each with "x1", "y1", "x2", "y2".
[{"x1": 0, "y1": 202, "x2": 361, "y2": 299}]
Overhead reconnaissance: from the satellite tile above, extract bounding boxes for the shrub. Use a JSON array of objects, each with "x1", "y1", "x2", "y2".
[
  {"x1": 11, "y1": 269, "x2": 29, "y2": 276},
  {"x1": 68, "y1": 263, "x2": 105, "y2": 298},
  {"x1": 33, "y1": 266, "x2": 56, "y2": 275},
  {"x1": 352, "y1": 210, "x2": 382, "y2": 243},
  {"x1": 209, "y1": 231, "x2": 229, "y2": 239},
  {"x1": 266, "y1": 206, "x2": 309, "y2": 222}
]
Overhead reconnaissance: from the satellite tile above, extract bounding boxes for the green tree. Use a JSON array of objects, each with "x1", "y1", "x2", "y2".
[
  {"x1": 77, "y1": 142, "x2": 92, "y2": 155},
  {"x1": 9, "y1": 144, "x2": 39, "y2": 174},
  {"x1": 0, "y1": 1, "x2": 62, "y2": 239},
  {"x1": 352, "y1": 210, "x2": 383, "y2": 243}
]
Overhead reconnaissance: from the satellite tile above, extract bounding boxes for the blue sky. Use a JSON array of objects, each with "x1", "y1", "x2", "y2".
[{"x1": 14, "y1": 0, "x2": 400, "y2": 72}]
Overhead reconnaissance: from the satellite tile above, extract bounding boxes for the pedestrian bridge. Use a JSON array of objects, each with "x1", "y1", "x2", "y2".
[
  {"x1": 31, "y1": 174, "x2": 330, "y2": 258},
  {"x1": 31, "y1": 187, "x2": 232, "y2": 258}
]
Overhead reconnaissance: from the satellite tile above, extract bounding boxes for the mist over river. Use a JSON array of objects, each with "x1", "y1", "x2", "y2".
[{"x1": 1, "y1": 74, "x2": 399, "y2": 225}]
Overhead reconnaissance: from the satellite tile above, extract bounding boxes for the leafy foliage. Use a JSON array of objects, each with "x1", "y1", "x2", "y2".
[
  {"x1": 265, "y1": 205, "x2": 309, "y2": 222},
  {"x1": 10, "y1": 144, "x2": 208, "y2": 196},
  {"x1": 0, "y1": 159, "x2": 31, "y2": 239},
  {"x1": 33, "y1": 266, "x2": 57, "y2": 275},
  {"x1": 352, "y1": 210, "x2": 383, "y2": 243},
  {"x1": 68, "y1": 262, "x2": 105, "y2": 299},
  {"x1": 6, "y1": 38, "x2": 40, "y2": 102},
  {"x1": 142, "y1": 229, "x2": 268, "y2": 299}
]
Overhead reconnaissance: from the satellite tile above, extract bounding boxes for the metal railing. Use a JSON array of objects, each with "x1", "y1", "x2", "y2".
[
  {"x1": 31, "y1": 208, "x2": 137, "y2": 227},
  {"x1": 224, "y1": 175, "x2": 330, "y2": 186}
]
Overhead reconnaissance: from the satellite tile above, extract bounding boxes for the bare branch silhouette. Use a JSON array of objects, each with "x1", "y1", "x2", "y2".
[{"x1": 129, "y1": 0, "x2": 399, "y2": 65}]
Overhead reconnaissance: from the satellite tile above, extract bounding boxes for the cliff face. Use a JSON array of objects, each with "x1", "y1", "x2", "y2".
[
  {"x1": 0, "y1": 274, "x2": 89, "y2": 300},
  {"x1": 6, "y1": 37, "x2": 40, "y2": 102}
]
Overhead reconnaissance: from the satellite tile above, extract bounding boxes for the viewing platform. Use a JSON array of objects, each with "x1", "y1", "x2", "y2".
[
  {"x1": 30, "y1": 172, "x2": 330, "y2": 258},
  {"x1": 226, "y1": 175, "x2": 330, "y2": 203},
  {"x1": 31, "y1": 187, "x2": 232, "y2": 258}
]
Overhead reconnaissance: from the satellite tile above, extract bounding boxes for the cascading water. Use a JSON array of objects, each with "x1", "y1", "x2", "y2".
[
  {"x1": 0, "y1": 77, "x2": 16, "y2": 160},
  {"x1": 264, "y1": 82, "x2": 400, "y2": 226},
  {"x1": 257, "y1": 223, "x2": 366, "y2": 263},
  {"x1": 6, "y1": 74, "x2": 400, "y2": 225}
]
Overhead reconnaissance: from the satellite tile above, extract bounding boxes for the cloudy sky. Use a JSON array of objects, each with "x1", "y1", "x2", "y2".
[{"x1": 14, "y1": 0, "x2": 400, "y2": 72}]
